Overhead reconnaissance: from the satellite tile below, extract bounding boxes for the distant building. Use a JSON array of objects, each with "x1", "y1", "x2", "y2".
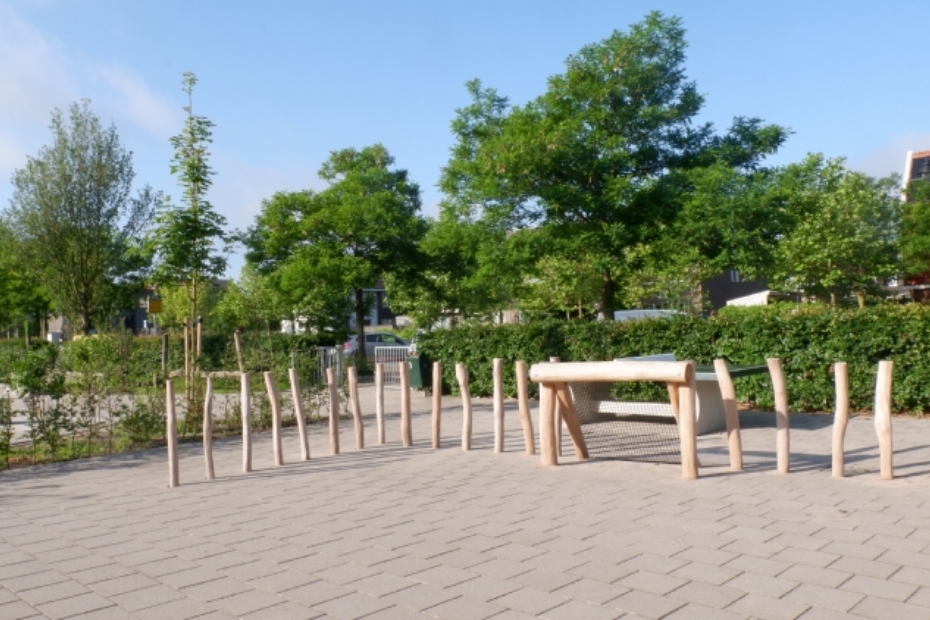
[{"x1": 904, "y1": 150, "x2": 930, "y2": 196}]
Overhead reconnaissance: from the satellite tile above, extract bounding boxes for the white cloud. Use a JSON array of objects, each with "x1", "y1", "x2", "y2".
[
  {"x1": 95, "y1": 64, "x2": 181, "y2": 137},
  {"x1": 849, "y1": 133, "x2": 930, "y2": 180}
]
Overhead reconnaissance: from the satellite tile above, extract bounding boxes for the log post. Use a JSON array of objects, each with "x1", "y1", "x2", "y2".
[
  {"x1": 233, "y1": 329, "x2": 245, "y2": 374},
  {"x1": 166, "y1": 378, "x2": 179, "y2": 487},
  {"x1": 203, "y1": 376, "x2": 215, "y2": 480},
  {"x1": 874, "y1": 360, "x2": 894, "y2": 481},
  {"x1": 515, "y1": 361, "x2": 536, "y2": 456},
  {"x1": 539, "y1": 382, "x2": 558, "y2": 466},
  {"x1": 455, "y1": 363, "x2": 473, "y2": 451},
  {"x1": 714, "y1": 359, "x2": 743, "y2": 472},
  {"x1": 348, "y1": 366, "x2": 365, "y2": 450},
  {"x1": 161, "y1": 333, "x2": 169, "y2": 379},
  {"x1": 400, "y1": 361, "x2": 413, "y2": 447},
  {"x1": 493, "y1": 358, "x2": 505, "y2": 453},
  {"x1": 550, "y1": 357, "x2": 562, "y2": 456},
  {"x1": 767, "y1": 358, "x2": 790, "y2": 474},
  {"x1": 432, "y1": 361, "x2": 442, "y2": 449},
  {"x1": 832, "y1": 362, "x2": 849, "y2": 477},
  {"x1": 196, "y1": 315, "x2": 203, "y2": 357},
  {"x1": 375, "y1": 363, "x2": 385, "y2": 445},
  {"x1": 183, "y1": 319, "x2": 190, "y2": 386},
  {"x1": 327, "y1": 367, "x2": 340, "y2": 455},
  {"x1": 289, "y1": 368, "x2": 310, "y2": 461},
  {"x1": 264, "y1": 371, "x2": 284, "y2": 466},
  {"x1": 554, "y1": 383, "x2": 589, "y2": 460},
  {"x1": 678, "y1": 362, "x2": 698, "y2": 480},
  {"x1": 241, "y1": 372, "x2": 251, "y2": 473}
]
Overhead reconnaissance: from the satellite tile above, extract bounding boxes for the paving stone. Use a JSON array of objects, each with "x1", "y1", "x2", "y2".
[
  {"x1": 421, "y1": 595, "x2": 505, "y2": 620},
  {"x1": 36, "y1": 591, "x2": 115, "y2": 618},
  {"x1": 538, "y1": 599, "x2": 622, "y2": 620},
  {"x1": 784, "y1": 583, "x2": 865, "y2": 612},
  {"x1": 850, "y1": 596, "x2": 930, "y2": 620},
  {"x1": 725, "y1": 593, "x2": 810, "y2": 620},
  {"x1": 611, "y1": 588, "x2": 686, "y2": 619}
]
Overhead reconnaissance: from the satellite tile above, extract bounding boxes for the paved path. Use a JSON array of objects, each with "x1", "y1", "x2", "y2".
[{"x1": 3, "y1": 387, "x2": 930, "y2": 619}]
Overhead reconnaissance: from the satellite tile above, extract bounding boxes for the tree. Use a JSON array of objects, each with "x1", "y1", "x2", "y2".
[
  {"x1": 901, "y1": 179, "x2": 930, "y2": 276},
  {"x1": 245, "y1": 144, "x2": 425, "y2": 363},
  {"x1": 445, "y1": 12, "x2": 788, "y2": 318},
  {"x1": 212, "y1": 265, "x2": 288, "y2": 332},
  {"x1": 147, "y1": 73, "x2": 229, "y2": 326},
  {"x1": 5, "y1": 100, "x2": 158, "y2": 335},
  {"x1": 0, "y1": 220, "x2": 51, "y2": 334},
  {"x1": 761, "y1": 156, "x2": 900, "y2": 306}
]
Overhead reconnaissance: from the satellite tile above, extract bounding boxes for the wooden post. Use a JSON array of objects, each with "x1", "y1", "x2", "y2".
[
  {"x1": 264, "y1": 372, "x2": 284, "y2": 466},
  {"x1": 400, "y1": 361, "x2": 413, "y2": 447},
  {"x1": 678, "y1": 362, "x2": 698, "y2": 480},
  {"x1": 166, "y1": 379, "x2": 179, "y2": 487},
  {"x1": 203, "y1": 376, "x2": 215, "y2": 480},
  {"x1": 196, "y1": 315, "x2": 203, "y2": 357},
  {"x1": 832, "y1": 362, "x2": 849, "y2": 477},
  {"x1": 550, "y1": 357, "x2": 562, "y2": 456},
  {"x1": 714, "y1": 359, "x2": 743, "y2": 472},
  {"x1": 432, "y1": 361, "x2": 442, "y2": 449},
  {"x1": 455, "y1": 363, "x2": 472, "y2": 451},
  {"x1": 289, "y1": 368, "x2": 310, "y2": 461},
  {"x1": 493, "y1": 358, "x2": 505, "y2": 453},
  {"x1": 767, "y1": 358, "x2": 790, "y2": 474},
  {"x1": 874, "y1": 360, "x2": 894, "y2": 481},
  {"x1": 348, "y1": 367, "x2": 365, "y2": 450},
  {"x1": 554, "y1": 383, "x2": 589, "y2": 460},
  {"x1": 241, "y1": 372, "x2": 251, "y2": 473},
  {"x1": 183, "y1": 319, "x2": 190, "y2": 385},
  {"x1": 327, "y1": 367, "x2": 340, "y2": 455},
  {"x1": 515, "y1": 361, "x2": 536, "y2": 456},
  {"x1": 233, "y1": 329, "x2": 245, "y2": 374},
  {"x1": 375, "y1": 363, "x2": 385, "y2": 445},
  {"x1": 161, "y1": 333, "x2": 169, "y2": 378},
  {"x1": 539, "y1": 382, "x2": 558, "y2": 466}
]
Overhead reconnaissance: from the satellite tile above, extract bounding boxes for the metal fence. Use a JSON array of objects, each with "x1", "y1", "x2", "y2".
[
  {"x1": 290, "y1": 346, "x2": 344, "y2": 386},
  {"x1": 373, "y1": 346, "x2": 410, "y2": 389}
]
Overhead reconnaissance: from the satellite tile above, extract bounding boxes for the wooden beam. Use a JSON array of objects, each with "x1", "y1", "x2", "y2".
[
  {"x1": 264, "y1": 372, "x2": 284, "y2": 467},
  {"x1": 241, "y1": 373, "x2": 251, "y2": 473},
  {"x1": 432, "y1": 361, "x2": 442, "y2": 449},
  {"x1": 874, "y1": 360, "x2": 894, "y2": 481},
  {"x1": 203, "y1": 376, "x2": 215, "y2": 480},
  {"x1": 400, "y1": 362, "x2": 412, "y2": 447},
  {"x1": 327, "y1": 367, "x2": 340, "y2": 455},
  {"x1": 767, "y1": 358, "x2": 790, "y2": 474},
  {"x1": 530, "y1": 360, "x2": 691, "y2": 384},
  {"x1": 678, "y1": 362, "x2": 698, "y2": 480},
  {"x1": 375, "y1": 363, "x2": 385, "y2": 445},
  {"x1": 493, "y1": 358, "x2": 505, "y2": 453},
  {"x1": 289, "y1": 368, "x2": 310, "y2": 461},
  {"x1": 455, "y1": 363, "x2": 472, "y2": 451},
  {"x1": 553, "y1": 382, "x2": 589, "y2": 460},
  {"x1": 515, "y1": 361, "x2": 535, "y2": 456},
  {"x1": 539, "y1": 382, "x2": 557, "y2": 466},
  {"x1": 348, "y1": 366, "x2": 365, "y2": 450},
  {"x1": 166, "y1": 378, "x2": 179, "y2": 488}
]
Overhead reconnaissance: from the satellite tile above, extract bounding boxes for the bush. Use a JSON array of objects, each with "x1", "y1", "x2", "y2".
[{"x1": 417, "y1": 304, "x2": 930, "y2": 414}]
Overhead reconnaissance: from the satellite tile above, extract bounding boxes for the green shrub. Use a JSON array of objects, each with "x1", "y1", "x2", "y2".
[{"x1": 417, "y1": 304, "x2": 930, "y2": 414}]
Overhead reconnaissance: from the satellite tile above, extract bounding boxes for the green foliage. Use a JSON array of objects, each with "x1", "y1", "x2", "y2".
[
  {"x1": 147, "y1": 73, "x2": 229, "y2": 322},
  {"x1": 245, "y1": 144, "x2": 426, "y2": 358},
  {"x1": 4, "y1": 100, "x2": 158, "y2": 334},
  {"x1": 417, "y1": 304, "x2": 930, "y2": 413},
  {"x1": 901, "y1": 179, "x2": 930, "y2": 276},
  {"x1": 443, "y1": 12, "x2": 788, "y2": 317}
]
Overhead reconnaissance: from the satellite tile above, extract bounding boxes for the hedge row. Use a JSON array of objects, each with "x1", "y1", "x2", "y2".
[{"x1": 417, "y1": 304, "x2": 930, "y2": 414}]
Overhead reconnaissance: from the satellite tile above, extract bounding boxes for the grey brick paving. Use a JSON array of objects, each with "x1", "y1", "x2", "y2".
[{"x1": 7, "y1": 389, "x2": 930, "y2": 618}]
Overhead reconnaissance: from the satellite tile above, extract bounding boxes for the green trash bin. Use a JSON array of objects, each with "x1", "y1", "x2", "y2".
[{"x1": 406, "y1": 352, "x2": 431, "y2": 389}]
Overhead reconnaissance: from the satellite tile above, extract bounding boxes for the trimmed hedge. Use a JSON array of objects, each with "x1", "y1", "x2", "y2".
[{"x1": 417, "y1": 304, "x2": 930, "y2": 414}]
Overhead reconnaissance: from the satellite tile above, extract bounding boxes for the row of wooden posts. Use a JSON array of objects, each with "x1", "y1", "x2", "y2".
[{"x1": 164, "y1": 356, "x2": 896, "y2": 487}]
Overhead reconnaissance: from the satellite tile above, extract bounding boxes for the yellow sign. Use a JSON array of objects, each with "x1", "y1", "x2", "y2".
[{"x1": 147, "y1": 299, "x2": 163, "y2": 313}]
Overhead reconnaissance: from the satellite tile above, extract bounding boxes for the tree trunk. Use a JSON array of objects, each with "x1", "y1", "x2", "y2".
[
  {"x1": 600, "y1": 273, "x2": 615, "y2": 321},
  {"x1": 856, "y1": 292, "x2": 866, "y2": 309},
  {"x1": 354, "y1": 288, "x2": 367, "y2": 365}
]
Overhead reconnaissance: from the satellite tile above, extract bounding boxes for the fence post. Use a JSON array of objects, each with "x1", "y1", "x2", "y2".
[
  {"x1": 376, "y1": 363, "x2": 385, "y2": 445},
  {"x1": 289, "y1": 368, "x2": 310, "y2": 461},
  {"x1": 455, "y1": 363, "x2": 472, "y2": 451},
  {"x1": 832, "y1": 362, "x2": 849, "y2": 478},
  {"x1": 549, "y1": 357, "x2": 562, "y2": 456},
  {"x1": 400, "y1": 361, "x2": 413, "y2": 447},
  {"x1": 348, "y1": 367, "x2": 365, "y2": 450},
  {"x1": 264, "y1": 372, "x2": 284, "y2": 467},
  {"x1": 515, "y1": 361, "x2": 535, "y2": 455},
  {"x1": 875, "y1": 360, "x2": 894, "y2": 480},
  {"x1": 432, "y1": 361, "x2": 442, "y2": 449},
  {"x1": 327, "y1": 367, "x2": 340, "y2": 455},
  {"x1": 203, "y1": 376, "x2": 215, "y2": 480},
  {"x1": 241, "y1": 372, "x2": 251, "y2": 473},
  {"x1": 166, "y1": 379, "x2": 179, "y2": 487},
  {"x1": 714, "y1": 359, "x2": 743, "y2": 472},
  {"x1": 678, "y1": 363, "x2": 698, "y2": 480},
  {"x1": 767, "y1": 358, "x2": 790, "y2": 474},
  {"x1": 493, "y1": 358, "x2": 505, "y2": 453}
]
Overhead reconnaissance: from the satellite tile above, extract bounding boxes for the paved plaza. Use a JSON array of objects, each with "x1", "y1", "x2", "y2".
[{"x1": 3, "y1": 386, "x2": 930, "y2": 619}]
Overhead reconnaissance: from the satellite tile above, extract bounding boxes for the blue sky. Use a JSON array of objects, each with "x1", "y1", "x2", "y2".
[{"x1": 2, "y1": 1, "x2": 929, "y2": 276}]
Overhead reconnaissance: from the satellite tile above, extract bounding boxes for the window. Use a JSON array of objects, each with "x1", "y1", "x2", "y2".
[{"x1": 730, "y1": 269, "x2": 741, "y2": 283}]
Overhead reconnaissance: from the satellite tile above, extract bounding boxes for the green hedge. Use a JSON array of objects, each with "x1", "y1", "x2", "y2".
[{"x1": 417, "y1": 304, "x2": 930, "y2": 414}]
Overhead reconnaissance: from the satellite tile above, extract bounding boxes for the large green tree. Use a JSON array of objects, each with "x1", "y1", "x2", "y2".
[
  {"x1": 245, "y1": 144, "x2": 425, "y2": 362},
  {"x1": 901, "y1": 179, "x2": 930, "y2": 277},
  {"x1": 446, "y1": 12, "x2": 788, "y2": 318},
  {"x1": 5, "y1": 100, "x2": 158, "y2": 334}
]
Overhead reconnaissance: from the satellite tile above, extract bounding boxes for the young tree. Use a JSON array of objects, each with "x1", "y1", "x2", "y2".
[
  {"x1": 5, "y1": 101, "x2": 158, "y2": 334},
  {"x1": 147, "y1": 73, "x2": 229, "y2": 326},
  {"x1": 245, "y1": 145, "x2": 425, "y2": 363},
  {"x1": 445, "y1": 12, "x2": 787, "y2": 318}
]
